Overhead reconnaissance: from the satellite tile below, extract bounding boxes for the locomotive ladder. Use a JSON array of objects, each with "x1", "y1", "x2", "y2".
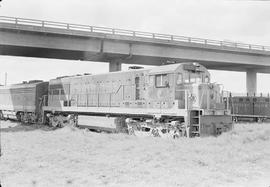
[{"x1": 189, "y1": 110, "x2": 201, "y2": 137}]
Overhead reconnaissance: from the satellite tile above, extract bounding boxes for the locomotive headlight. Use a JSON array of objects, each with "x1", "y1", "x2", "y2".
[
  {"x1": 193, "y1": 63, "x2": 200, "y2": 71},
  {"x1": 193, "y1": 62, "x2": 199, "y2": 67}
]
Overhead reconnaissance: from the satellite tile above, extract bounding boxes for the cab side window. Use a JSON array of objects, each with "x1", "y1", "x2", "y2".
[
  {"x1": 155, "y1": 74, "x2": 169, "y2": 88},
  {"x1": 177, "y1": 73, "x2": 183, "y2": 84},
  {"x1": 204, "y1": 75, "x2": 210, "y2": 83},
  {"x1": 184, "y1": 74, "x2": 190, "y2": 83},
  {"x1": 52, "y1": 89, "x2": 60, "y2": 95}
]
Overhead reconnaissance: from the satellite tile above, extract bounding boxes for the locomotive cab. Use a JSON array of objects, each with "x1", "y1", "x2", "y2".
[
  {"x1": 147, "y1": 63, "x2": 232, "y2": 137},
  {"x1": 148, "y1": 63, "x2": 226, "y2": 112},
  {"x1": 174, "y1": 63, "x2": 226, "y2": 113}
]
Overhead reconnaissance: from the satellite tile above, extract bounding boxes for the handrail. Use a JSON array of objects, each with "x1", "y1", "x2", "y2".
[
  {"x1": 0, "y1": 16, "x2": 270, "y2": 52},
  {"x1": 229, "y1": 92, "x2": 270, "y2": 97}
]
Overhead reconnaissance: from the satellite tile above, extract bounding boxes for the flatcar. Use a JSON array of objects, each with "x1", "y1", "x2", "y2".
[
  {"x1": 42, "y1": 62, "x2": 232, "y2": 137},
  {"x1": 0, "y1": 80, "x2": 48, "y2": 123}
]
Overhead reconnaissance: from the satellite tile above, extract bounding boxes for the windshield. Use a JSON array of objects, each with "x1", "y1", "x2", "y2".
[{"x1": 177, "y1": 72, "x2": 209, "y2": 84}]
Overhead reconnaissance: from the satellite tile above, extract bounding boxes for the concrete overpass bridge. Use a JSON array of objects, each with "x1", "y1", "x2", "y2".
[{"x1": 1, "y1": 16, "x2": 270, "y2": 94}]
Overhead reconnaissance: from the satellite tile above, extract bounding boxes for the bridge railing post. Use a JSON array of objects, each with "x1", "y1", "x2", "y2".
[
  {"x1": 15, "y1": 18, "x2": 18, "y2": 25},
  {"x1": 90, "y1": 26, "x2": 93, "y2": 32}
]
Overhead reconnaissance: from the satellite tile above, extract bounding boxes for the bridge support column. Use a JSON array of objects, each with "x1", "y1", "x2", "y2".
[
  {"x1": 109, "y1": 61, "x2": 122, "y2": 72},
  {"x1": 246, "y1": 69, "x2": 257, "y2": 95}
]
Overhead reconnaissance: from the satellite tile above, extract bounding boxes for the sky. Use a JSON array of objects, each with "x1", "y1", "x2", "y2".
[{"x1": 0, "y1": 0, "x2": 270, "y2": 93}]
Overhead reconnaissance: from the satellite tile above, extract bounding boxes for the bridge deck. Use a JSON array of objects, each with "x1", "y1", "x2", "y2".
[
  {"x1": 1, "y1": 16, "x2": 270, "y2": 73},
  {"x1": 0, "y1": 16, "x2": 270, "y2": 53}
]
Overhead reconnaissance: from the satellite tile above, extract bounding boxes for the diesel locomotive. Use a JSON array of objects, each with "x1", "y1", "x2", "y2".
[{"x1": 0, "y1": 63, "x2": 233, "y2": 138}]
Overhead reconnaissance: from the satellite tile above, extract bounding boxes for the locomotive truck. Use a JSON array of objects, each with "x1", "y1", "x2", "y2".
[{"x1": 0, "y1": 63, "x2": 233, "y2": 138}]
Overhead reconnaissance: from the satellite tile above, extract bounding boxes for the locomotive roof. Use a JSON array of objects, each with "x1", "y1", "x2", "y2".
[
  {"x1": 50, "y1": 62, "x2": 207, "y2": 82},
  {"x1": 51, "y1": 67, "x2": 147, "y2": 81},
  {"x1": 148, "y1": 63, "x2": 183, "y2": 75},
  {"x1": 148, "y1": 63, "x2": 206, "y2": 75},
  {"x1": 0, "y1": 81, "x2": 46, "y2": 89}
]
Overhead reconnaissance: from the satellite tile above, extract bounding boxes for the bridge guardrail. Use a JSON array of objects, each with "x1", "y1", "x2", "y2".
[{"x1": 0, "y1": 16, "x2": 270, "y2": 52}]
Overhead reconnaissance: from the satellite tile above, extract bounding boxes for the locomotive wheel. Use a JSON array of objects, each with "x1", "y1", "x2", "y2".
[
  {"x1": 0, "y1": 111, "x2": 4, "y2": 120},
  {"x1": 51, "y1": 119, "x2": 59, "y2": 128},
  {"x1": 173, "y1": 129, "x2": 181, "y2": 139},
  {"x1": 127, "y1": 126, "x2": 135, "y2": 135},
  {"x1": 151, "y1": 128, "x2": 160, "y2": 137},
  {"x1": 232, "y1": 116, "x2": 238, "y2": 123},
  {"x1": 257, "y1": 117, "x2": 264, "y2": 123},
  {"x1": 16, "y1": 113, "x2": 22, "y2": 122}
]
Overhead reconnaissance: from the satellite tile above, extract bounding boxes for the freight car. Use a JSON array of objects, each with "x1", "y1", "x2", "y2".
[
  {"x1": 228, "y1": 95, "x2": 270, "y2": 122},
  {"x1": 0, "y1": 80, "x2": 48, "y2": 123},
  {"x1": 42, "y1": 62, "x2": 232, "y2": 137}
]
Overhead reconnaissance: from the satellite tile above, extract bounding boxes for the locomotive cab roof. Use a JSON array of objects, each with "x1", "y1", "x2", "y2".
[
  {"x1": 148, "y1": 62, "x2": 207, "y2": 75},
  {"x1": 149, "y1": 63, "x2": 182, "y2": 75}
]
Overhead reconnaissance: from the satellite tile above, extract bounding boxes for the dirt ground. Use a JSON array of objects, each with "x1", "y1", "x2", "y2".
[{"x1": 0, "y1": 120, "x2": 270, "y2": 187}]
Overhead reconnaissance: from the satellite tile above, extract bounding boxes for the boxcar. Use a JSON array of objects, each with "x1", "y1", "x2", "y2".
[
  {"x1": 0, "y1": 80, "x2": 48, "y2": 123},
  {"x1": 229, "y1": 95, "x2": 270, "y2": 122}
]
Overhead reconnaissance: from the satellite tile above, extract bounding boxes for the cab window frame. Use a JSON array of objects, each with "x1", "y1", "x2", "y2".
[
  {"x1": 204, "y1": 75, "x2": 210, "y2": 83},
  {"x1": 155, "y1": 74, "x2": 169, "y2": 88},
  {"x1": 51, "y1": 89, "x2": 60, "y2": 95},
  {"x1": 176, "y1": 73, "x2": 183, "y2": 85}
]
